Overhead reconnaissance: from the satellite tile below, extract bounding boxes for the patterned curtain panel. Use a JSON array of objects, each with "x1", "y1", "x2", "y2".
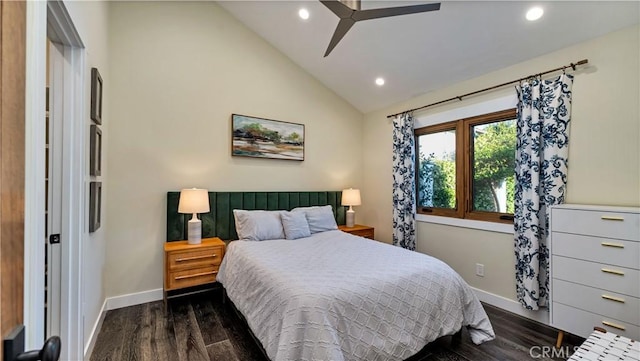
[
  {"x1": 514, "y1": 74, "x2": 573, "y2": 310},
  {"x1": 392, "y1": 112, "x2": 416, "y2": 250}
]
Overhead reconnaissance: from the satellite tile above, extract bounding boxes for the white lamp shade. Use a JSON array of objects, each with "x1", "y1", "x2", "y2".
[
  {"x1": 178, "y1": 188, "x2": 210, "y2": 214},
  {"x1": 341, "y1": 188, "x2": 361, "y2": 206}
]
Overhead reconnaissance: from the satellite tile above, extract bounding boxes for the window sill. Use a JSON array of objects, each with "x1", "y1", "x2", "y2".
[{"x1": 416, "y1": 214, "x2": 514, "y2": 234}]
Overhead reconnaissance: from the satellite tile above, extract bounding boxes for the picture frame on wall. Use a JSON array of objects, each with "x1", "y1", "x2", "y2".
[
  {"x1": 90, "y1": 125, "x2": 102, "y2": 176},
  {"x1": 89, "y1": 181, "x2": 102, "y2": 232},
  {"x1": 90, "y1": 67, "x2": 103, "y2": 124},
  {"x1": 231, "y1": 114, "x2": 305, "y2": 161}
]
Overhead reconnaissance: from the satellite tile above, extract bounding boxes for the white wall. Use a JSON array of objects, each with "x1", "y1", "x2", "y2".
[
  {"x1": 105, "y1": 2, "x2": 363, "y2": 297},
  {"x1": 64, "y1": 0, "x2": 109, "y2": 353},
  {"x1": 361, "y1": 25, "x2": 639, "y2": 301}
]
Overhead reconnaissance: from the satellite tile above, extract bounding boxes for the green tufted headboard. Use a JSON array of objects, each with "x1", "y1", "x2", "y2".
[{"x1": 166, "y1": 191, "x2": 346, "y2": 242}]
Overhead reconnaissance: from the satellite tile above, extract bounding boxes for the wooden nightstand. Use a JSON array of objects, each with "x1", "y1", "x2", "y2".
[
  {"x1": 339, "y1": 224, "x2": 375, "y2": 240},
  {"x1": 163, "y1": 237, "x2": 225, "y2": 304}
]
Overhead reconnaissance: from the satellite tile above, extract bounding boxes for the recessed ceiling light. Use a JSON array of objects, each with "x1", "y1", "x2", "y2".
[
  {"x1": 526, "y1": 7, "x2": 544, "y2": 21},
  {"x1": 375, "y1": 78, "x2": 385, "y2": 86},
  {"x1": 298, "y1": 8, "x2": 310, "y2": 20}
]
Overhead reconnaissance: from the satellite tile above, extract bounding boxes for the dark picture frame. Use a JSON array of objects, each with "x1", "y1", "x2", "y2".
[
  {"x1": 90, "y1": 125, "x2": 102, "y2": 176},
  {"x1": 89, "y1": 181, "x2": 102, "y2": 232},
  {"x1": 90, "y1": 67, "x2": 103, "y2": 124},
  {"x1": 231, "y1": 114, "x2": 305, "y2": 161}
]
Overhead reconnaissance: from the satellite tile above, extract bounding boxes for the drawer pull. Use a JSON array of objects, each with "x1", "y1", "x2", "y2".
[
  {"x1": 602, "y1": 320, "x2": 626, "y2": 331},
  {"x1": 174, "y1": 270, "x2": 217, "y2": 280},
  {"x1": 601, "y1": 216, "x2": 624, "y2": 221},
  {"x1": 601, "y1": 268, "x2": 625, "y2": 276},
  {"x1": 176, "y1": 254, "x2": 216, "y2": 262},
  {"x1": 601, "y1": 294, "x2": 625, "y2": 303},
  {"x1": 601, "y1": 242, "x2": 624, "y2": 249}
]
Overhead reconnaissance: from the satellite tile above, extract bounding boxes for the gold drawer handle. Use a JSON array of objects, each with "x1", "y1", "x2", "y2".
[
  {"x1": 601, "y1": 216, "x2": 624, "y2": 221},
  {"x1": 601, "y1": 268, "x2": 625, "y2": 276},
  {"x1": 602, "y1": 294, "x2": 626, "y2": 303},
  {"x1": 602, "y1": 320, "x2": 626, "y2": 331},
  {"x1": 601, "y1": 242, "x2": 624, "y2": 249},
  {"x1": 176, "y1": 254, "x2": 216, "y2": 262},
  {"x1": 174, "y1": 270, "x2": 217, "y2": 280}
]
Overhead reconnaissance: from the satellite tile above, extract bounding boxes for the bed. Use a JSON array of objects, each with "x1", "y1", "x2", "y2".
[{"x1": 166, "y1": 191, "x2": 495, "y2": 361}]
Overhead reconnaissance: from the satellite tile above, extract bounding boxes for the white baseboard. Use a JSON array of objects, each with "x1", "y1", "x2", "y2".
[
  {"x1": 105, "y1": 288, "x2": 164, "y2": 311},
  {"x1": 471, "y1": 287, "x2": 550, "y2": 325},
  {"x1": 85, "y1": 286, "x2": 547, "y2": 359},
  {"x1": 83, "y1": 299, "x2": 107, "y2": 359}
]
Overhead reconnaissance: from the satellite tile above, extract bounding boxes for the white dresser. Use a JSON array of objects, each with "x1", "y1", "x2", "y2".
[{"x1": 550, "y1": 204, "x2": 640, "y2": 341}]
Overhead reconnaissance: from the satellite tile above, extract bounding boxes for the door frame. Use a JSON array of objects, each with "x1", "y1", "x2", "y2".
[{"x1": 24, "y1": 1, "x2": 85, "y2": 359}]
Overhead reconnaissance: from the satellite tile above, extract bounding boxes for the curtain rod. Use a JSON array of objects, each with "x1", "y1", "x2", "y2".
[{"x1": 386, "y1": 59, "x2": 589, "y2": 119}]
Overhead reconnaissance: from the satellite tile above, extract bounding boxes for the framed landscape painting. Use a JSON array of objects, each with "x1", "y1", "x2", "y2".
[{"x1": 232, "y1": 114, "x2": 305, "y2": 161}]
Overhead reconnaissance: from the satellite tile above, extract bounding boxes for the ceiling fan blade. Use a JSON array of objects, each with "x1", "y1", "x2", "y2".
[
  {"x1": 320, "y1": 0, "x2": 354, "y2": 18},
  {"x1": 353, "y1": 2, "x2": 440, "y2": 21},
  {"x1": 324, "y1": 18, "x2": 356, "y2": 57}
]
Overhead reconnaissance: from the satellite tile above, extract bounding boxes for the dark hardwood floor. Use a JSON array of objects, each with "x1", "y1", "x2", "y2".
[{"x1": 90, "y1": 289, "x2": 583, "y2": 361}]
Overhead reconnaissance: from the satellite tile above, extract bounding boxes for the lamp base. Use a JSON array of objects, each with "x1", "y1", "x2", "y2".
[
  {"x1": 346, "y1": 209, "x2": 355, "y2": 228},
  {"x1": 187, "y1": 217, "x2": 202, "y2": 245}
]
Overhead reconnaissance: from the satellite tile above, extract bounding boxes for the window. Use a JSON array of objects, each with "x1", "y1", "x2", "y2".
[{"x1": 415, "y1": 109, "x2": 516, "y2": 223}]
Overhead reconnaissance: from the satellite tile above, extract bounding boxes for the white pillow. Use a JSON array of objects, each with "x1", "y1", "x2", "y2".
[
  {"x1": 292, "y1": 205, "x2": 338, "y2": 234},
  {"x1": 233, "y1": 210, "x2": 285, "y2": 241},
  {"x1": 281, "y1": 211, "x2": 311, "y2": 240},
  {"x1": 290, "y1": 206, "x2": 321, "y2": 212}
]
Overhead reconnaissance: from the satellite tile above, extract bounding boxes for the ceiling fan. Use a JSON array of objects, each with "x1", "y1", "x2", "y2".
[{"x1": 320, "y1": 0, "x2": 441, "y2": 57}]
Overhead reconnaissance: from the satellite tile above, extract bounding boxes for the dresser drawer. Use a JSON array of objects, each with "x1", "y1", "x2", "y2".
[
  {"x1": 551, "y1": 208, "x2": 640, "y2": 241},
  {"x1": 167, "y1": 266, "x2": 218, "y2": 290},
  {"x1": 552, "y1": 232, "x2": 640, "y2": 270},
  {"x1": 552, "y1": 302, "x2": 640, "y2": 340},
  {"x1": 167, "y1": 246, "x2": 223, "y2": 270},
  {"x1": 552, "y1": 279, "x2": 640, "y2": 326},
  {"x1": 552, "y1": 255, "x2": 640, "y2": 297}
]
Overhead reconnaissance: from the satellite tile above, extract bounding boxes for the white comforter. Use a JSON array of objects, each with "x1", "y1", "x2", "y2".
[{"x1": 217, "y1": 230, "x2": 495, "y2": 361}]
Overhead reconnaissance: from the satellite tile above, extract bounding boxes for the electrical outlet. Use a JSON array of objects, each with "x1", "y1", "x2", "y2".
[{"x1": 475, "y1": 263, "x2": 485, "y2": 277}]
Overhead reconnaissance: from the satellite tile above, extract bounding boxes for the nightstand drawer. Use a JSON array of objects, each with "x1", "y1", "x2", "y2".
[
  {"x1": 168, "y1": 246, "x2": 223, "y2": 270},
  {"x1": 338, "y1": 225, "x2": 375, "y2": 240},
  {"x1": 167, "y1": 266, "x2": 218, "y2": 290},
  {"x1": 163, "y1": 238, "x2": 226, "y2": 304},
  {"x1": 350, "y1": 229, "x2": 374, "y2": 239}
]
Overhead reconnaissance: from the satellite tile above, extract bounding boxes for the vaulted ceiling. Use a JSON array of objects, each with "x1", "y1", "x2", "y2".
[{"x1": 218, "y1": 1, "x2": 639, "y2": 113}]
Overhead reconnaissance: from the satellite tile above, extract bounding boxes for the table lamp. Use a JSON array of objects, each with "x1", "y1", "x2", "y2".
[
  {"x1": 342, "y1": 188, "x2": 361, "y2": 228},
  {"x1": 178, "y1": 188, "x2": 210, "y2": 244}
]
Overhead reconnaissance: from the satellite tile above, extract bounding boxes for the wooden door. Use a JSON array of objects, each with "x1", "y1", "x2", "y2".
[{"x1": 0, "y1": 0, "x2": 26, "y2": 357}]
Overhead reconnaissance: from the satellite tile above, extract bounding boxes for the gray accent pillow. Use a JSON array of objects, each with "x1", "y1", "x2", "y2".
[
  {"x1": 233, "y1": 210, "x2": 285, "y2": 241},
  {"x1": 281, "y1": 211, "x2": 311, "y2": 240},
  {"x1": 292, "y1": 205, "x2": 338, "y2": 234}
]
